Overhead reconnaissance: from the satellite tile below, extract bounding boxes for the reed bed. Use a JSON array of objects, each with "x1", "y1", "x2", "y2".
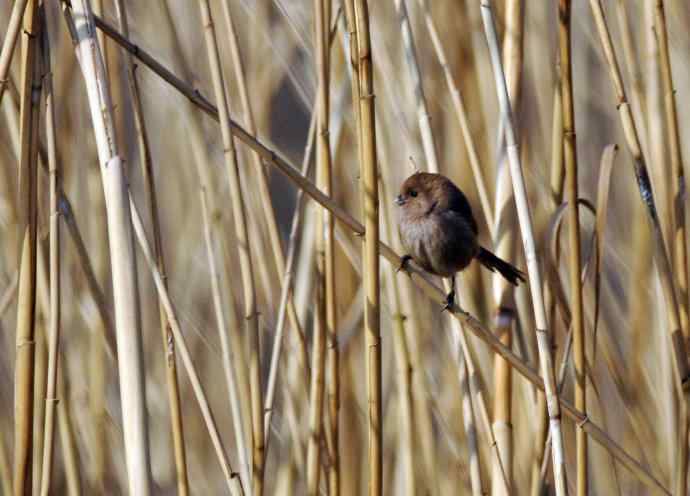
[{"x1": 2, "y1": 1, "x2": 690, "y2": 494}]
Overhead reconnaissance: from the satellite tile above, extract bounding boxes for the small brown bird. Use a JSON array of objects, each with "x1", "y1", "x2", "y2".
[{"x1": 395, "y1": 172, "x2": 526, "y2": 309}]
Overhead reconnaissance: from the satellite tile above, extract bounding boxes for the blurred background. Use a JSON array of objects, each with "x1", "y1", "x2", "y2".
[{"x1": 1, "y1": 0, "x2": 690, "y2": 494}]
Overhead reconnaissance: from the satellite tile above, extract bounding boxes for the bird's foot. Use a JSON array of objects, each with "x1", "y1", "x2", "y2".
[
  {"x1": 442, "y1": 289, "x2": 455, "y2": 313},
  {"x1": 397, "y1": 254, "x2": 413, "y2": 273}
]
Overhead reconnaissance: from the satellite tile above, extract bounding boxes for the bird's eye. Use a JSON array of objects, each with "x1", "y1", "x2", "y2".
[{"x1": 409, "y1": 190, "x2": 418, "y2": 198}]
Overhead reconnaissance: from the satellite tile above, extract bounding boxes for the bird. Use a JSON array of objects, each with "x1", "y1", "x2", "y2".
[{"x1": 395, "y1": 172, "x2": 526, "y2": 310}]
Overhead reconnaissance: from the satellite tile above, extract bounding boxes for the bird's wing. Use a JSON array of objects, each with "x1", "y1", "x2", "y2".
[{"x1": 447, "y1": 188, "x2": 478, "y2": 234}]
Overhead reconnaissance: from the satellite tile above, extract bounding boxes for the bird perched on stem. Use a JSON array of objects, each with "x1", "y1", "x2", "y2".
[{"x1": 395, "y1": 172, "x2": 525, "y2": 310}]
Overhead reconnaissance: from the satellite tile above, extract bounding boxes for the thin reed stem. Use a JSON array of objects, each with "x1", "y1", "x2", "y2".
[
  {"x1": 393, "y1": 0, "x2": 440, "y2": 172},
  {"x1": 478, "y1": 2, "x2": 567, "y2": 494},
  {"x1": 38, "y1": 19, "x2": 61, "y2": 496},
  {"x1": 196, "y1": 1, "x2": 264, "y2": 492},
  {"x1": 653, "y1": 2, "x2": 690, "y2": 493},
  {"x1": 129, "y1": 195, "x2": 244, "y2": 496},
  {"x1": 559, "y1": 1, "x2": 587, "y2": 494},
  {"x1": 352, "y1": 1, "x2": 382, "y2": 494},
  {"x1": 13, "y1": 2, "x2": 40, "y2": 494},
  {"x1": 200, "y1": 188, "x2": 252, "y2": 492}
]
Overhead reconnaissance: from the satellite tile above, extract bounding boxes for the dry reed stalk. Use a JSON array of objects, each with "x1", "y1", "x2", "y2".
[
  {"x1": 37, "y1": 20, "x2": 61, "y2": 496},
  {"x1": 654, "y1": 2, "x2": 690, "y2": 493},
  {"x1": 196, "y1": 1, "x2": 264, "y2": 492},
  {"x1": 478, "y1": 2, "x2": 567, "y2": 494},
  {"x1": 0, "y1": 0, "x2": 28, "y2": 105},
  {"x1": 489, "y1": 2, "x2": 523, "y2": 493},
  {"x1": 614, "y1": 0, "x2": 648, "y2": 160},
  {"x1": 200, "y1": 188, "x2": 252, "y2": 491},
  {"x1": 393, "y1": 0, "x2": 440, "y2": 172},
  {"x1": 589, "y1": 0, "x2": 690, "y2": 406},
  {"x1": 62, "y1": 1, "x2": 152, "y2": 493},
  {"x1": 91, "y1": 21, "x2": 670, "y2": 492},
  {"x1": 559, "y1": 1, "x2": 587, "y2": 494},
  {"x1": 13, "y1": 2, "x2": 40, "y2": 494},
  {"x1": 319, "y1": 3, "x2": 340, "y2": 493},
  {"x1": 112, "y1": 2, "x2": 190, "y2": 492},
  {"x1": 129, "y1": 196, "x2": 244, "y2": 496},
  {"x1": 417, "y1": 0, "x2": 493, "y2": 228},
  {"x1": 263, "y1": 108, "x2": 317, "y2": 441},
  {"x1": 352, "y1": 1, "x2": 382, "y2": 494},
  {"x1": 218, "y1": 0, "x2": 308, "y2": 369}
]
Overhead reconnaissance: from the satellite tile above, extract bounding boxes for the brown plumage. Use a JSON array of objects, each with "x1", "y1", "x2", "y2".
[{"x1": 395, "y1": 172, "x2": 526, "y2": 308}]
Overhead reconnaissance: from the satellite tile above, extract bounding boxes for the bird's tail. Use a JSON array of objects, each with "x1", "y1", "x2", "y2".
[{"x1": 476, "y1": 247, "x2": 526, "y2": 286}]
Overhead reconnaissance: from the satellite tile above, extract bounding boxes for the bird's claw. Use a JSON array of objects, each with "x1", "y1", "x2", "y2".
[
  {"x1": 441, "y1": 289, "x2": 455, "y2": 313},
  {"x1": 397, "y1": 255, "x2": 413, "y2": 273}
]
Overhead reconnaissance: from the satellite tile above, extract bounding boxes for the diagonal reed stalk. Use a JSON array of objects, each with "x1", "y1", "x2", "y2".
[
  {"x1": 37, "y1": 17, "x2": 61, "y2": 496},
  {"x1": 13, "y1": 2, "x2": 40, "y2": 494},
  {"x1": 61, "y1": 1, "x2": 152, "y2": 493},
  {"x1": 559, "y1": 1, "x2": 587, "y2": 494},
  {"x1": 91, "y1": 18, "x2": 671, "y2": 493},
  {"x1": 196, "y1": 0, "x2": 264, "y2": 492},
  {"x1": 478, "y1": 2, "x2": 567, "y2": 494},
  {"x1": 129, "y1": 195, "x2": 244, "y2": 496},
  {"x1": 112, "y1": 1, "x2": 190, "y2": 492}
]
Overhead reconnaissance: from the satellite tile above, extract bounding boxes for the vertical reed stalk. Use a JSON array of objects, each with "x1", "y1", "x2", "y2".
[
  {"x1": 478, "y1": 2, "x2": 568, "y2": 494},
  {"x1": 559, "y1": 1, "x2": 587, "y2": 494},
  {"x1": 306, "y1": 2, "x2": 335, "y2": 490},
  {"x1": 352, "y1": 1, "x2": 382, "y2": 494},
  {"x1": 13, "y1": 2, "x2": 40, "y2": 494},
  {"x1": 316, "y1": 1, "x2": 340, "y2": 493},
  {"x1": 112, "y1": 1, "x2": 190, "y2": 492},
  {"x1": 196, "y1": 1, "x2": 264, "y2": 492},
  {"x1": 0, "y1": 0, "x2": 29, "y2": 105},
  {"x1": 38, "y1": 19, "x2": 61, "y2": 496},
  {"x1": 654, "y1": 2, "x2": 690, "y2": 493},
  {"x1": 62, "y1": 1, "x2": 152, "y2": 493}
]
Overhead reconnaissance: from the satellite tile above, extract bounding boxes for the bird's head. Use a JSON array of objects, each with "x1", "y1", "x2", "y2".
[{"x1": 395, "y1": 172, "x2": 445, "y2": 219}]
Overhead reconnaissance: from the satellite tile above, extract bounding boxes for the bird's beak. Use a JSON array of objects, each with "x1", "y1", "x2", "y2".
[{"x1": 394, "y1": 195, "x2": 405, "y2": 206}]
